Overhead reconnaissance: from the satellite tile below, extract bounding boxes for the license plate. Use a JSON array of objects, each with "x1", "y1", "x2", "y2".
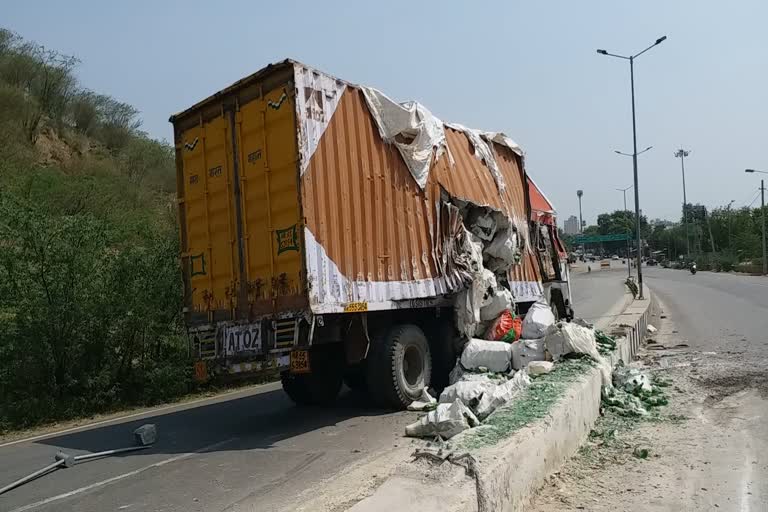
[{"x1": 290, "y1": 350, "x2": 310, "y2": 374}]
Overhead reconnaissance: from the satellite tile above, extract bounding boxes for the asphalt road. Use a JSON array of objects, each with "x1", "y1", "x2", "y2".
[
  {"x1": 645, "y1": 267, "x2": 768, "y2": 509},
  {"x1": 644, "y1": 266, "x2": 768, "y2": 356},
  {"x1": 0, "y1": 273, "x2": 630, "y2": 512}
]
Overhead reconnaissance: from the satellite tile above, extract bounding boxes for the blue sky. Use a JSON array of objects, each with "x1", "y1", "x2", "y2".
[{"x1": 5, "y1": 0, "x2": 767, "y2": 223}]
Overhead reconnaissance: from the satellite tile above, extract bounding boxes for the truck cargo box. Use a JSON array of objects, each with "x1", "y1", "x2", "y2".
[{"x1": 170, "y1": 59, "x2": 545, "y2": 375}]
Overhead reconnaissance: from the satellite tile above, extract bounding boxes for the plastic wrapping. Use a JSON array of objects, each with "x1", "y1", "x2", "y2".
[
  {"x1": 475, "y1": 371, "x2": 531, "y2": 420},
  {"x1": 460, "y1": 339, "x2": 514, "y2": 373},
  {"x1": 511, "y1": 338, "x2": 546, "y2": 370},
  {"x1": 404, "y1": 399, "x2": 480, "y2": 439},
  {"x1": 361, "y1": 87, "x2": 447, "y2": 189},
  {"x1": 521, "y1": 301, "x2": 556, "y2": 339}
]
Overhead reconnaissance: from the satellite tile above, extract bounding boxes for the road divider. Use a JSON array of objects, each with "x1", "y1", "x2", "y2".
[{"x1": 349, "y1": 287, "x2": 655, "y2": 512}]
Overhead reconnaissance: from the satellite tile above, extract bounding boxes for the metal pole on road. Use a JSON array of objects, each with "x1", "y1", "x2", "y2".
[
  {"x1": 745, "y1": 170, "x2": 768, "y2": 275},
  {"x1": 598, "y1": 35, "x2": 667, "y2": 299}
]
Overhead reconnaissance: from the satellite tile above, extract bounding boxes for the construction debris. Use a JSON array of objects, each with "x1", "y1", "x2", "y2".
[
  {"x1": 408, "y1": 388, "x2": 438, "y2": 411},
  {"x1": 527, "y1": 361, "x2": 554, "y2": 376},
  {"x1": 405, "y1": 399, "x2": 480, "y2": 439}
]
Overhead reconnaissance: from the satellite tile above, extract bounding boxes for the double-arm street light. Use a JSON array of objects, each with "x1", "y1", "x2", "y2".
[
  {"x1": 597, "y1": 36, "x2": 667, "y2": 300},
  {"x1": 745, "y1": 169, "x2": 767, "y2": 275}
]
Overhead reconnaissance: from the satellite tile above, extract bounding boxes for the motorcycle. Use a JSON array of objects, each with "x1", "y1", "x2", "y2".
[{"x1": 690, "y1": 263, "x2": 697, "y2": 275}]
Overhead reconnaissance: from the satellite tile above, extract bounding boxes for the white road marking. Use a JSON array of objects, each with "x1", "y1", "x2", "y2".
[
  {"x1": 0, "y1": 383, "x2": 280, "y2": 449},
  {"x1": 8, "y1": 438, "x2": 237, "y2": 512}
]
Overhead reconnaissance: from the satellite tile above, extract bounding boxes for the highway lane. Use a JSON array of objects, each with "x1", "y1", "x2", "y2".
[{"x1": 0, "y1": 272, "x2": 630, "y2": 512}]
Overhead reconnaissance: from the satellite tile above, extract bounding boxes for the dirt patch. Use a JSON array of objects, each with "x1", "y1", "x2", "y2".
[{"x1": 529, "y1": 310, "x2": 768, "y2": 511}]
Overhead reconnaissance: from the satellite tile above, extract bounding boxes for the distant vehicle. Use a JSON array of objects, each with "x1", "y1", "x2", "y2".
[
  {"x1": 612, "y1": 255, "x2": 619, "y2": 260},
  {"x1": 647, "y1": 259, "x2": 658, "y2": 266}
]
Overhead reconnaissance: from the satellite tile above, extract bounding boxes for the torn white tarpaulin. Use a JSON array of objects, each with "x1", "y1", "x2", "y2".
[
  {"x1": 482, "y1": 131, "x2": 524, "y2": 157},
  {"x1": 294, "y1": 64, "x2": 347, "y2": 176},
  {"x1": 361, "y1": 87, "x2": 447, "y2": 189},
  {"x1": 446, "y1": 123, "x2": 506, "y2": 193},
  {"x1": 404, "y1": 399, "x2": 480, "y2": 439},
  {"x1": 455, "y1": 268, "x2": 497, "y2": 339}
]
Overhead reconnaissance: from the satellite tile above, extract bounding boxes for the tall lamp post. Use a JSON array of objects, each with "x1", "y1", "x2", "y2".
[
  {"x1": 577, "y1": 190, "x2": 584, "y2": 233},
  {"x1": 598, "y1": 35, "x2": 667, "y2": 300},
  {"x1": 726, "y1": 199, "x2": 735, "y2": 253},
  {"x1": 745, "y1": 169, "x2": 767, "y2": 275},
  {"x1": 616, "y1": 185, "x2": 633, "y2": 211},
  {"x1": 675, "y1": 148, "x2": 691, "y2": 256},
  {"x1": 616, "y1": 185, "x2": 633, "y2": 277}
]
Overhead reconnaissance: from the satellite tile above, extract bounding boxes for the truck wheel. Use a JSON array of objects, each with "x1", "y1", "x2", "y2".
[
  {"x1": 367, "y1": 324, "x2": 431, "y2": 409},
  {"x1": 280, "y1": 346, "x2": 343, "y2": 406}
]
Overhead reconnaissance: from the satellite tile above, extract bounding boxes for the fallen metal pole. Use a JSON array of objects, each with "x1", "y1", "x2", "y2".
[
  {"x1": 0, "y1": 460, "x2": 64, "y2": 496},
  {"x1": 73, "y1": 445, "x2": 150, "y2": 463},
  {"x1": 0, "y1": 423, "x2": 157, "y2": 496}
]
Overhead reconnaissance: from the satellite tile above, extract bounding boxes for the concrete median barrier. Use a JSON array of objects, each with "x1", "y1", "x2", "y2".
[{"x1": 349, "y1": 288, "x2": 655, "y2": 512}]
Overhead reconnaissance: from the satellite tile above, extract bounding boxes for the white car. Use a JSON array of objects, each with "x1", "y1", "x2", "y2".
[{"x1": 612, "y1": 255, "x2": 619, "y2": 260}]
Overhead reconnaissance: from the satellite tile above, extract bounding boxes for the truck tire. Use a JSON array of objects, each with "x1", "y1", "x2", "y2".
[
  {"x1": 367, "y1": 324, "x2": 432, "y2": 409},
  {"x1": 280, "y1": 346, "x2": 343, "y2": 406}
]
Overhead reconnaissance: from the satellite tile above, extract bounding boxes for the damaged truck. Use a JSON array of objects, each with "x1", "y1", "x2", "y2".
[{"x1": 169, "y1": 59, "x2": 572, "y2": 408}]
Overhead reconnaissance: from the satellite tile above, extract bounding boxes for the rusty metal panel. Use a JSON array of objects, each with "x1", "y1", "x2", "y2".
[
  {"x1": 301, "y1": 88, "x2": 449, "y2": 313},
  {"x1": 301, "y1": 86, "x2": 543, "y2": 310}
]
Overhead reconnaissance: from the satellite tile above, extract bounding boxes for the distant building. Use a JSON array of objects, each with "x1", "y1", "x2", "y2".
[{"x1": 564, "y1": 215, "x2": 580, "y2": 235}]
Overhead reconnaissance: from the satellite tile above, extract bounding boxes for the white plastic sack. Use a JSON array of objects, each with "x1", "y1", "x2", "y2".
[
  {"x1": 614, "y1": 366, "x2": 652, "y2": 394},
  {"x1": 479, "y1": 288, "x2": 514, "y2": 322},
  {"x1": 455, "y1": 268, "x2": 497, "y2": 339},
  {"x1": 407, "y1": 388, "x2": 437, "y2": 411},
  {"x1": 361, "y1": 87, "x2": 447, "y2": 190},
  {"x1": 460, "y1": 339, "x2": 513, "y2": 373},
  {"x1": 527, "y1": 360, "x2": 554, "y2": 376},
  {"x1": 560, "y1": 322, "x2": 601, "y2": 361},
  {"x1": 511, "y1": 338, "x2": 546, "y2": 370},
  {"x1": 404, "y1": 399, "x2": 480, "y2": 439},
  {"x1": 475, "y1": 371, "x2": 531, "y2": 420},
  {"x1": 439, "y1": 376, "x2": 496, "y2": 409},
  {"x1": 485, "y1": 227, "x2": 521, "y2": 266},
  {"x1": 521, "y1": 301, "x2": 556, "y2": 339}
]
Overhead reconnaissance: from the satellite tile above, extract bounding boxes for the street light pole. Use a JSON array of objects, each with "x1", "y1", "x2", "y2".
[
  {"x1": 745, "y1": 169, "x2": 768, "y2": 276},
  {"x1": 675, "y1": 149, "x2": 691, "y2": 256},
  {"x1": 599, "y1": 36, "x2": 667, "y2": 300},
  {"x1": 577, "y1": 190, "x2": 584, "y2": 233},
  {"x1": 616, "y1": 185, "x2": 632, "y2": 212},
  {"x1": 726, "y1": 199, "x2": 735, "y2": 253},
  {"x1": 616, "y1": 185, "x2": 633, "y2": 278}
]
